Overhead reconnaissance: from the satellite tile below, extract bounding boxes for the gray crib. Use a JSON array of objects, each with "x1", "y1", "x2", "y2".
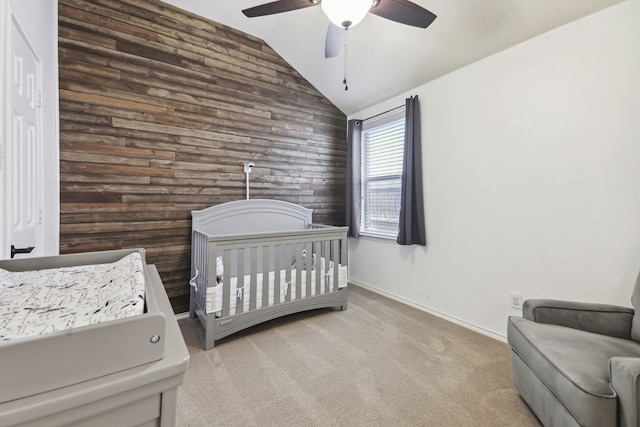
[{"x1": 189, "y1": 199, "x2": 348, "y2": 350}]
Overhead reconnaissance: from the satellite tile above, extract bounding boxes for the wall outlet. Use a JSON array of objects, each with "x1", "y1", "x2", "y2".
[{"x1": 510, "y1": 292, "x2": 523, "y2": 310}]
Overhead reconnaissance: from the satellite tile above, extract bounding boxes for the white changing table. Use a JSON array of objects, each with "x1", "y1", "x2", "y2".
[{"x1": 0, "y1": 252, "x2": 189, "y2": 427}]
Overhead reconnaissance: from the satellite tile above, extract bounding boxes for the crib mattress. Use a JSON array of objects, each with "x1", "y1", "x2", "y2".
[
  {"x1": 0, "y1": 249, "x2": 166, "y2": 404},
  {"x1": 206, "y1": 264, "x2": 348, "y2": 315}
]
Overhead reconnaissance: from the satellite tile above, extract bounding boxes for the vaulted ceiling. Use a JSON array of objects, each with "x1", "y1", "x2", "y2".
[{"x1": 163, "y1": 0, "x2": 624, "y2": 115}]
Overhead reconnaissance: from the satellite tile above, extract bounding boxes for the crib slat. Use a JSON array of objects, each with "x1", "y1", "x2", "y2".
[
  {"x1": 191, "y1": 232, "x2": 199, "y2": 311},
  {"x1": 273, "y1": 245, "x2": 281, "y2": 305},
  {"x1": 315, "y1": 241, "x2": 322, "y2": 295},
  {"x1": 332, "y1": 239, "x2": 339, "y2": 292},
  {"x1": 262, "y1": 246, "x2": 270, "y2": 309},
  {"x1": 305, "y1": 241, "x2": 312, "y2": 297},
  {"x1": 250, "y1": 247, "x2": 257, "y2": 311},
  {"x1": 206, "y1": 240, "x2": 217, "y2": 310},
  {"x1": 236, "y1": 248, "x2": 245, "y2": 315},
  {"x1": 222, "y1": 249, "x2": 231, "y2": 317},
  {"x1": 293, "y1": 244, "x2": 300, "y2": 301},
  {"x1": 284, "y1": 244, "x2": 292, "y2": 303},
  {"x1": 323, "y1": 240, "x2": 330, "y2": 293},
  {"x1": 199, "y1": 234, "x2": 209, "y2": 311}
]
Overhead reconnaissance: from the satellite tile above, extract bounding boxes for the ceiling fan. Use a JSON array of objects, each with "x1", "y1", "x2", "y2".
[{"x1": 242, "y1": 0, "x2": 437, "y2": 58}]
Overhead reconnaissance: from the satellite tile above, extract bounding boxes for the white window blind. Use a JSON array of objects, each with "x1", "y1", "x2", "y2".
[{"x1": 361, "y1": 107, "x2": 405, "y2": 236}]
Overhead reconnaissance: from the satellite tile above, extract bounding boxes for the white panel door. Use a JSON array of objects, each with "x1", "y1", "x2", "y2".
[{"x1": 7, "y1": 18, "x2": 41, "y2": 259}]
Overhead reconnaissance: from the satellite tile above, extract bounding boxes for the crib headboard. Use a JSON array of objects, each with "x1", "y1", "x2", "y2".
[{"x1": 191, "y1": 199, "x2": 313, "y2": 236}]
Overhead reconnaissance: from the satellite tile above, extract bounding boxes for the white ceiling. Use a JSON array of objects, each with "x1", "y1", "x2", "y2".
[{"x1": 162, "y1": 0, "x2": 624, "y2": 115}]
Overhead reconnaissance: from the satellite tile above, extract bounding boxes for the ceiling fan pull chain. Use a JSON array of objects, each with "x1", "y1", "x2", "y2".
[{"x1": 343, "y1": 29, "x2": 348, "y2": 91}]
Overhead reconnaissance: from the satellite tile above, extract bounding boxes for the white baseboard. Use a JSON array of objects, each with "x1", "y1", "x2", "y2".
[{"x1": 348, "y1": 279, "x2": 507, "y2": 343}]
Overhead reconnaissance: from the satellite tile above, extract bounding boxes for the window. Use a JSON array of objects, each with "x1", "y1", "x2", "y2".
[{"x1": 360, "y1": 107, "x2": 405, "y2": 237}]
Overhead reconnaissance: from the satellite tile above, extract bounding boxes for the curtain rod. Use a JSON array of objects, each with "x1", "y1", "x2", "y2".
[{"x1": 364, "y1": 104, "x2": 404, "y2": 122}]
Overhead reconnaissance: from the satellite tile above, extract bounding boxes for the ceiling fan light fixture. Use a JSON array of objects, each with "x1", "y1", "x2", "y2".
[{"x1": 321, "y1": 0, "x2": 371, "y2": 29}]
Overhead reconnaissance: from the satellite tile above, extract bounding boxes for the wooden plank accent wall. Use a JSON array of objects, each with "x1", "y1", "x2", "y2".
[{"x1": 58, "y1": 0, "x2": 347, "y2": 313}]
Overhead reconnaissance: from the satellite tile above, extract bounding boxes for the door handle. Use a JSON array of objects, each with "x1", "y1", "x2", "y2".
[{"x1": 11, "y1": 245, "x2": 35, "y2": 259}]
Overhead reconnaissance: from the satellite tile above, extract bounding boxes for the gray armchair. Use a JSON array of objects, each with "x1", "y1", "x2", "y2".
[{"x1": 507, "y1": 281, "x2": 640, "y2": 427}]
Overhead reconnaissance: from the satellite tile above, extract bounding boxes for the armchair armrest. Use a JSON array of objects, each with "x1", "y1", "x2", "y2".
[
  {"x1": 610, "y1": 357, "x2": 640, "y2": 427},
  {"x1": 523, "y1": 299, "x2": 634, "y2": 339}
]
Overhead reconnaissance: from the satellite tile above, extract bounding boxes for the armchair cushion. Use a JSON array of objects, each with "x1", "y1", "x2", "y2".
[
  {"x1": 523, "y1": 299, "x2": 634, "y2": 339},
  {"x1": 508, "y1": 316, "x2": 640, "y2": 426}
]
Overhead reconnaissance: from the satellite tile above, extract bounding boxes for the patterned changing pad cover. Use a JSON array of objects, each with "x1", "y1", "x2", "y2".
[{"x1": 0, "y1": 252, "x2": 146, "y2": 341}]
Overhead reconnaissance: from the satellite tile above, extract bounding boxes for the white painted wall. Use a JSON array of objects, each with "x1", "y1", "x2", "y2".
[
  {"x1": 0, "y1": 0, "x2": 59, "y2": 257},
  {"x1": 348, "y1": 0, "x2": 640, "y2": 341}
]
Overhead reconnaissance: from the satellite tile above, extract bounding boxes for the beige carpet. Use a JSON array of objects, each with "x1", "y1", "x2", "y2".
[{"x1": 176, "y1": 285, "x2": 541, "y2": 427}]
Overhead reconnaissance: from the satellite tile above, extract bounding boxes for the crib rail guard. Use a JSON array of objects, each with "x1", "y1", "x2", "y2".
[{"x1": 191, "y1": 225, "x2": 348, "y2": 318}]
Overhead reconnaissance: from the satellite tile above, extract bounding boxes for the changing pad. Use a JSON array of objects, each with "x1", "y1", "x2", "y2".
[{"x1": 0, "y1": 252, "x2": 146, "y2": 341}]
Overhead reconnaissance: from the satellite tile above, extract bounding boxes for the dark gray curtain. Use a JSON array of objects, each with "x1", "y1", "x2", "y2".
[
  {"x1": 397, "y1": 96, "x2": 426, "y2": 246},
  {"x1": 345, "y1": 119, "x2": 362, "y2": 238}
]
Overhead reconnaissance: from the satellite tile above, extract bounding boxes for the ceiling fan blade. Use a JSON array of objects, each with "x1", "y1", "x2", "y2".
[
  {"x1": 325, "y1": 23, "x2": 346, "y2": 58},
  {"x1": 370, "y1": 0, "x2": 436, "y2": 28},
  {"x1": 242, "y1": 0, "x2": 319, "y2": 18}
]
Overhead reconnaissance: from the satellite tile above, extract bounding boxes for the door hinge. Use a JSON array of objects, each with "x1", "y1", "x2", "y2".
[
  {"x1": 39, "y1": 209, "x2": 43, "y2": 224},
  {"x1": 37, "y1": 91, "x2": 43, "y2": 107}
]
